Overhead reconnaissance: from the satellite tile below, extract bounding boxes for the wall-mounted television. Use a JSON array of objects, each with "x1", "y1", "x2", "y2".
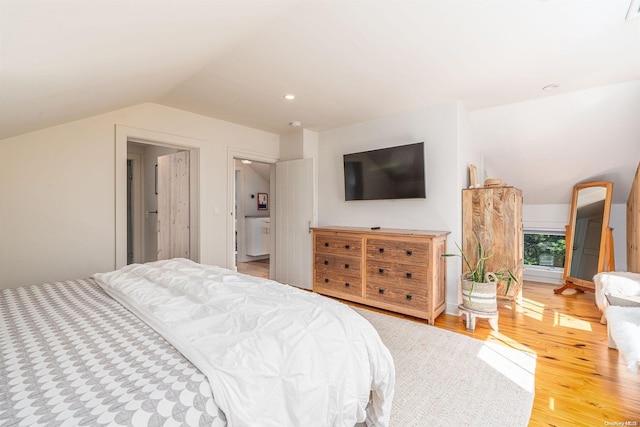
[{"x1": 343, "y1": 142, "x2": 426, "y2": 201}]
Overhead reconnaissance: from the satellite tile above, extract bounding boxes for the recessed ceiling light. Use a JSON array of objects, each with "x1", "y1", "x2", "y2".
[
  {"x1": 283, "y1": 94, "x2": 296, "y2": 100},
  {"x1": 241, "y1": 159, "x2": 252, "y2": 165},
  {"x1": 543, "y1": 84, "x2": 559, "y2": 91}
]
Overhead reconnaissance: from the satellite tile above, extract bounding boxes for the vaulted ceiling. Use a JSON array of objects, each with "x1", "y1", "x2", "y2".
[
  {"x1": 2, "y1": 0, "x2": 638, "y2": 139},
  {"x1": 1, "y1": 0, "x2": 639, "y2": 203}
]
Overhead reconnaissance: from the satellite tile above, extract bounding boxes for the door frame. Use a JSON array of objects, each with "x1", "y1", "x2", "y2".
[
  {"x1": 115, "y1": 125, "x2": 201, "y2": 269},
  {"x1": 126, "y1": 152, "x2": 144, "y2": 263},
  {"x1": 227, "y1": 148, "x2": 278, "y2": 274}
]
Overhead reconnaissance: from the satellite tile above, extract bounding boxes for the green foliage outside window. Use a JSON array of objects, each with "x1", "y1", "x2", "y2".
[{"x1": 524, "y1": 233, "x2": 565, "y2": 268}]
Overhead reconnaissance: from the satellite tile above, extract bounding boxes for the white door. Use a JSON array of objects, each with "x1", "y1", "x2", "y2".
[
  {"x1": 274, "y1": 158, "x2": 315, "y2": 289},
  {"x1": 157, "y1": 151, "x2": 190, "y2": 260}
]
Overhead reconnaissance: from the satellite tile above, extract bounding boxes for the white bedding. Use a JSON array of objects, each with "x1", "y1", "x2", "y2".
[{"x1": 93, "y1": 258, "x2": 395, "y2": 427}]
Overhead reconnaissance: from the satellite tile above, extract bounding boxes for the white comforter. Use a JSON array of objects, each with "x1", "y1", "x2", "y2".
[{"x1": 93, "y1": 259, "x2": 394, "y2": 427}]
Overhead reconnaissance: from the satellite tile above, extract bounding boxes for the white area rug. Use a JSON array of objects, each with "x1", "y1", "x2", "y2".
[{"x1": 355, "y1": 308, "x2": 536, "y2": 427}]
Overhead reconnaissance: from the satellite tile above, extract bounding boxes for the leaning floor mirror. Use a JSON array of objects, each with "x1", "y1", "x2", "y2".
[{"x1": 554, "y1": 181, "x2": 615, "y2": 294}]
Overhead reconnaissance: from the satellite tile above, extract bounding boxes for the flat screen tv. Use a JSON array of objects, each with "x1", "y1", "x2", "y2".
[{"x1": 343, "y1": 142, "x2": 426, "y2": 201}]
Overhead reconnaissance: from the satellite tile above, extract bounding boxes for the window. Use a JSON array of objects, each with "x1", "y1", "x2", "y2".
[{"x1": 524, "y1": 231, "x2": 566, "y2": 269}]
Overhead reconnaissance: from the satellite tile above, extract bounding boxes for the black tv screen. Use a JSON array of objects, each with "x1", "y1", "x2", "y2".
[{"x1": 343, "y1": 142, "x2": 426, "y2": 201}]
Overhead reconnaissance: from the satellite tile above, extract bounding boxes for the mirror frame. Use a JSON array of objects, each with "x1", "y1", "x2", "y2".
[{"x1": 554, "y1": 180, "x2": 614, "y2": 294}]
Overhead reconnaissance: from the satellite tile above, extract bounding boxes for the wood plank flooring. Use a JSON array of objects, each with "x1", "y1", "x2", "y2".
[
  {"x1": 237, "y1": 259, "x2": 270, "y2": 278},
  {"x1": 235, "y1": 263, "x2": 639, "y2": 426},
  {"x1": 411, "y1": 282, "x2": 639, "y2": 426}
]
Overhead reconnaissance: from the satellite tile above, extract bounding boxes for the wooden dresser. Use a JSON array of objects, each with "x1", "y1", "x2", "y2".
[{"x1": 312, "y1": 226, "x2": 449, "y2": 324}]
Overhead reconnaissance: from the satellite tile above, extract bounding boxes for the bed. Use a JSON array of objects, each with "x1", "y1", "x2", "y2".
[{"x1": 1, "y1": 258, "x2": 395, "y2": 426}]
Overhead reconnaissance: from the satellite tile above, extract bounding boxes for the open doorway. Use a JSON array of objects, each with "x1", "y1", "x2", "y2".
[
  {"x1": 234, "y1": 158, "x2": 272, "y2": 279},
  {"x1": 127, "y1": 141, "x2": 194, "y2": 264},
  {"x1": 227, "y1": 151, "x2": 316, "y2": 289}
]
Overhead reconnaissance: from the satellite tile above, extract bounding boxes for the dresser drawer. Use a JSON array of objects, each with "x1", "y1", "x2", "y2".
[
  {"x1": 365, "y1": 260, "x2": 428, "y2": 284},
  {"x1": 314, "y1": 254, "x2": 361, "y2": 278},
  {"x1": 365, "y1": 278, "x2": 428, "y2": 308},
  {"x1": 366, "y1": 239, "x2": 429, "y2": 265},
  {"x1": 315, "y1": 233, "x2": 362, "y2": 256},
  {"x1": 314, "y1": 270, "x2": 362, "y2": 297}
]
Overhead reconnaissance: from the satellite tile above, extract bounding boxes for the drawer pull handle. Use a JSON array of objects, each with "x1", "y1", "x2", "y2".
[
  {"x1": 378, "y1": 268, "x2": 384, "y2": 274},
  {"x1": 379, "y1": 248, "x2": 384, "y2": 253},
  {"x1": 344, "y1": 264, "x2": 350, "y2": 269},
  {"x1": 378, "y1": 288, "x2": 385, "y2": 294},
  {"x1": 406, "y1": 294, "x2": 412, "y2": 301},
  {"x1": 406, "y1": 272, "x2": 413, "y2": 279},
  {"x1": 345, "y1": 244, "x2": 350, "y2": 249},
  {"x1": 407, "y1": 250, "x2": 413, "y2": 256},
  {"x1": 324, "y1": 242, "x2": 329, "y2": 247},
  {"x1": 345, "y1": 283, "x2": 350, "y2": 288},
  {"x1": 324, "y1": 278, "x2": 329, "y2": 283},
  {"x1": 324, "y1": 260, "x2": 329, "y2": 265}
]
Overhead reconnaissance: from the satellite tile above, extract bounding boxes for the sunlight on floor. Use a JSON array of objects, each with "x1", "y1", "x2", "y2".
[
  {"x1": 487, "y1": 330, "x2": 535, "y2": 354},
  {"x1": 512, "y1": 295, "x2": 593, "y2": 331},
  {"x1": 553, "y1": 311, "x2": 593, "y2": 331},
  {"x1": 477, "y1": 341, "x2": 537, "y2": 392},
  {"x1": 549, "y1": 397, "x2": 555, "y2": 411},
  {"x1": 520, "y1": 297, "x2": 545, "y2": 321}
]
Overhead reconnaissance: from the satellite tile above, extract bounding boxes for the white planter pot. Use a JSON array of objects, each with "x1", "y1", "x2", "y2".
[{"x1": 461, "y1": 278, "x2": 497, "y2": 312}]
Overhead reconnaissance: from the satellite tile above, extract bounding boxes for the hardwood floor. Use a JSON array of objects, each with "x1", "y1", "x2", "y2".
[
  {"x1": 432, "y1": 281, "x2": 639, "y2": 426},
  {"x1": 342, "y1": 280, "x2": 639, "y2": 425},
  {"x1": 237, "y1": 259, "x2": 270, "y2": 279}
]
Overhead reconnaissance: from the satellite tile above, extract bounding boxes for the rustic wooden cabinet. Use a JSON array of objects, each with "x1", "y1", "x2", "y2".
[
  {"x1": 312, "y1": 226, "x2": 449, "y2": 324},
  {"x1": 462, "y1": 187, "x2": 523, "y2": 316}
]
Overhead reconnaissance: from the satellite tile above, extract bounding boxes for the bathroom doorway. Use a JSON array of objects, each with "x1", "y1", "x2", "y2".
[{"x1": 234, "y1": 158, "x2": 272, "y2": 279}]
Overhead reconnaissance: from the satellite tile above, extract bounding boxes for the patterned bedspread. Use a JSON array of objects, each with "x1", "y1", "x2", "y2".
[{"x1": 0, "y1": 279, "x2": 225, "y2": 427}]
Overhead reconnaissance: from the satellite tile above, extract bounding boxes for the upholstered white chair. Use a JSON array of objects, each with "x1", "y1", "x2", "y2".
[
  {"x1": 593, "y1": 271, "x2": 640, "y2": 323},
  {"x1": 595, "y1": 272, "x2": 640, "y2": 374}
]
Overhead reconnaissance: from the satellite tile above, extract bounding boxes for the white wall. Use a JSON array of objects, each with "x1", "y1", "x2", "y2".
[
  {"x1": 523, "y1": 204, "x2": 570, "y2": 231},
  {"x1": 279, "y1": 131, "x2": 304, "y2": 161},
  {"x1": 0, "y1": 103, "x2": 279, "y2": 289},
  {"x1": 471, "y1": 81, "x2": 639, "y2": 282},
  {"x1": 317, "y1": 102, "x2": 466, "y2": 313},
  {"x1": 238, "y1": 164, "x2": 270, "y2": 218},
  {"x1": 469, "y1": 80, "x2": 640, "y2": 206}
]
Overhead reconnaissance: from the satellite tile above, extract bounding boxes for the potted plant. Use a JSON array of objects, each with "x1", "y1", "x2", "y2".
[{"x1": 444, "y1": 241, "x2": 518, "y2": 312}]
